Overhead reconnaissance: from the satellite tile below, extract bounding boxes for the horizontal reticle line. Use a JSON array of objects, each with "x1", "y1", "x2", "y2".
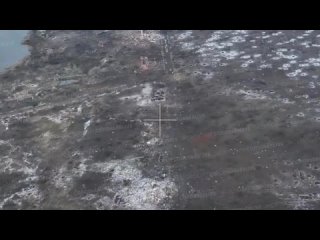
[{"x1": 144, "y1": 119, "x2": 177, "y2": 121}]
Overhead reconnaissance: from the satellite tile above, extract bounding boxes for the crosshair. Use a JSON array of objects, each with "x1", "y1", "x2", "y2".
[{"x1": 143, "y1": 103, "x2": 177, "y2": 138}]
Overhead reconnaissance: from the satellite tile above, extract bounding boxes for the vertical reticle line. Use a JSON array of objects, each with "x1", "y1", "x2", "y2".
[{"x1": 159, "y1": 103, "x2": 161, "y2": 138}]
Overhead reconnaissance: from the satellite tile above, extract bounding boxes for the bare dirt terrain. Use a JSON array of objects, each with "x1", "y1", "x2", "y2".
[{"x1": 1, "y1": 30, "x2": 320, "y2": 209}]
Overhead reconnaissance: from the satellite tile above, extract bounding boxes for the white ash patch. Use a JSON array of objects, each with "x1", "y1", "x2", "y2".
[
  {"x1": 39, "y1": 131, "x2": 60, "y2": 151},
  {"x1": 0, "y1": 156, "x2": 16, "y2": 173},
  {"x1": 12, "y1": 90, "x2": 32, "y2": 102},
  {"x1": 305, "y1": 57, "x2": 320, "y2": 66},
  {"x1": 272, "y1": 192, "x2": 311, "y2": 210},
  {"x1": 180, "y1": 42, "x2": 196, "y2": 51},
  {"x1": 0, "y1": 119, "x2": 9, "y2": 131},
  {"x1": 176, "y1": 31, "x2": 193, "y2": 41},
  {"x1": 0, "y1": 184, "x2": 43, "y2": 209},
  {"x1": 176, "y1": 31, "x2": 247, "y2": 77},
  {"x1": 122, "y1": 31, "x2": 163, "y2": 47},
  {"x1": 146, "y1": 137, "x2": 160, "y2": 146},
  {"x1": 298, "y1": 63, "x2": 310, "y2": 68},
  {"x1": 236, "y1": 89, "x2": 269, "y2": 100},
  {"x1": 286, "y1": 69, "x2": 302, "y2": 78},
  {"x1": 90, "y1": 157, "x2": 177, "y2": 210},
  {"x1": 119, "y1": 94, "x2": 141, "y2": 101},
  {"x1": 6, "y1": 83, "x2": 39, "y2": 102},
  {"x1": 230, "y1": 35, "x2": 246, "y2": 43},
  {"x1": 258, "y1": 63, "x2": 273, "y2": 69},
  {"x1": 301, "y1": 41, "x2": 311, "y2": 48},
  {"x1": 240, "y1": 55, "x2": 251, "y2": 59},
  {"x1": 52, "y1": 153, "x2": 89, "y2": 192},
  {"x1": 52, "y1": 166, "x2": 74, "y2": 191},
  {"x1": 271, "y1": 183, "x2": 320, "y2": 210},
  {"x1": 282, "y1": 63, "x2": 291, "y2": 69},
  {"x1": 81, "y1": 194, "x2": 97, "y2": 202},
  {"x1": 266, "y1": 157, "x2": 320, "y2": 209},
  {"x1": 77, "y1": 104, "x2": 83, "y2": 114},
  {"x1": 119, "y1": 83, "x2": 153, "y2": 107},
  {"x1": 281, "y1": 98, "x2": 295, "y2": 104},
  {"x1": 117, "y1": 177, "x2": 177, "y2": 210},
  {"x1": 241, "y1": 59, "x2": 255, "y2": 68},
  {"x1": 0, "y1": 142, "x2": 39, "y2": 178},
  {"x1": 188, "y1": 32, "x2": 244, "y2": 77},
  {"x1": 220, "y1": 50, "x2": 241, "y2": 60},
  {"x1": 296, "y1": 112, "x2": 305, "y2": 117},
  {"x1": 277, "y1": 48, "x2": 288, "y2": 52},
  {"x1": 73, "y1": 159, "x2": 88, "y2": 177},
  {"x1": 90, "y1": 157, "x2": 144, "y2": 183},
  {"x1": 137, "y1": 83, "x2": 153, "y2": 106},
  {"x1": 309, "y1": 82, "x2": 316, "y2": 89},
  {"x1": 141, "y1": 83, "x2": 152, "y2": 96},
  {"x1": 234, "y1": 30, "x2": 248, "y2": 34},
  {"x1": 272, "y1": 31, "x2": 283, "y2": 36},
  {"x1": 93, "y1": 196, "x2": 114, "y2": 210},
  {"x1": 83, "y1": 119, "x2": 92, "y2": 136},
  {"x1": 295, "y1": 94, "x2": 310, "y2": 100},
  {"x1": 140, "y1": 31, "x2": 164, "y2": 43},
  {"x1": 205, "y1": 31, "x2": 224, "y2": 41},
  {"x1": 45, "y1": 108, "x2": 75, "y2": 126},
  {"x1": 140, "y1": 121, "x2": 153, "y2": 138},
  {"x1": 18, "y1": 152, "x2": 39, "y2": 176},
  {"x1": 275, "y1": 51, "x2": 298, "y2": 60},
  {"x1": 300, "y1": 72, "x2": 308, "y2": 77}
]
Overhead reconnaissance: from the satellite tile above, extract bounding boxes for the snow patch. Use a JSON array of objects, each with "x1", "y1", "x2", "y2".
[{"x1": 90, "y1": 157, "x2": 177, "y2": 210}]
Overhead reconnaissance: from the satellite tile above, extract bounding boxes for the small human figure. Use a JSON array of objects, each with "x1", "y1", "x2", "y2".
[{"x1": 140, "y1": 56, "x2": 149, "y2": 71}]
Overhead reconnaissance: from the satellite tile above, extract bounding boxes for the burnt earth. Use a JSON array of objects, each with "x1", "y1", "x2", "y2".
[{"x1": 1, "y1": 30, "x2": 320, "y2": 209}]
